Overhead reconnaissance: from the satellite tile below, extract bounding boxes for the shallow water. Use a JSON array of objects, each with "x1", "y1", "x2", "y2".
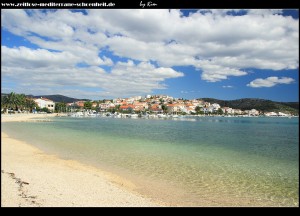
[{"x1": 2, "y1": 116, "x2": 299, "y2": 206}]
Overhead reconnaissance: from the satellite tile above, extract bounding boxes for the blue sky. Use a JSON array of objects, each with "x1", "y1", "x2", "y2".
[{"x1": 1, "y1": 9, "x2": 299, "y2": 101}]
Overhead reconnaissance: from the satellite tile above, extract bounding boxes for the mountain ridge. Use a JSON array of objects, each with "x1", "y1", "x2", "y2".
[
  {"x1": 0, "y1": 93, "x2": 89, "y2": 103},
  {"x1": 33, "y1": 94, "x2": 90, "y2": 103}
]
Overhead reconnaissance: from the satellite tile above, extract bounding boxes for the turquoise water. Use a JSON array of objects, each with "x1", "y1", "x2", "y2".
[{"x1": 2, "y1": 116, "x2": 299, "y2": 206}]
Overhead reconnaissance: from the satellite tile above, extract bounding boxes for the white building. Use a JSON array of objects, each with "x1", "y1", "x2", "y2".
[
  {"x1": 226, "y1": 108, "x2": 234, "y2": 114},
  {"x1": 131, "y1": 96, "x2": 142, "y2": 101},
  {"x1": 233, "y1": 109, "x2": 243, "y2": 115},
  {"x1": 245, "y1": 109, "x2": 259, "y2": 116},
  {"x1": 167, "y1": 104, "x2": 185, "y2": 114},
  {"x1": 99, "y1": 101, "x2": 115, "y2": 111},
  {"x1": 222, "y1": 107, "x2": 234, "y2": 114},
  {"x1": 278, "y1": 112, "x2": 289, "y2": 116},
  {"x1": 113, "y1": 98, "x2": 123, "y2": 105},
  {"x1": 265, "y1": 112, "x2": 290, "y2": 117},
  {"x1": 34, "y1": 97, "x2": 55, "y2": 112},
  {"x1": 208, "y1": 103, "x2": 221, "y2": 112},
  {"x1": 265, "y1": 112, "x2": 278, "y2": 116}
]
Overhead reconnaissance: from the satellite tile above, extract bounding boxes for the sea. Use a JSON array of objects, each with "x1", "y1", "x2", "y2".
[{"x1": 2, "y1": 116, "x2": 299, "y2": 206}]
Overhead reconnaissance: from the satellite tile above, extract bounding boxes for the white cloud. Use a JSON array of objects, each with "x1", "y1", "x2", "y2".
[
  {"x1": 103, "y1": 61, "x2": 184, "y2": 96},
  {"x1": 247, "y1": 77, "x2": 295, "y2": 88},
  {"x1": 1, "y1": 45, "x2": 183, "y2": 98},
  {"x1": 1, "y1": 9, "x2": 299, "y2": 98},
  {"x1": 222, "y1": 85, "x2": 233, "y2": 88},
  {"x1": 197, "y1": 61, "x2": 247, "y2": 82},
  {"x1": 102, "y1": 9, "x2": 298, "y2": 81},
  {"x1": 2, "y1": 46, "x2": 80, "y2": 68}
]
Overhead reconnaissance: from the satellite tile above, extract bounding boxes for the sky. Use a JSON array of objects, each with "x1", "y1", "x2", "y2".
[{"x1": 1, "y1": 9, "x2": 299, "y2": 102}]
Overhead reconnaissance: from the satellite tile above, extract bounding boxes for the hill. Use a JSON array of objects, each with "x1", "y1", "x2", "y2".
[
  {"x1": 199, "y1": 98, "x2": 299, "y2": 114},
  {"x1": 33, "y1": 95, "x2": 89, "y2": 103},
  {"x1": 1, "y1": 93, "x2": 90, "y2": 103}
]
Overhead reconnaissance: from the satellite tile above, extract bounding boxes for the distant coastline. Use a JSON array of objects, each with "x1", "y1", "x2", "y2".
[{"x1": 2, "y1": 93, "x2": 299, "y2": 118}]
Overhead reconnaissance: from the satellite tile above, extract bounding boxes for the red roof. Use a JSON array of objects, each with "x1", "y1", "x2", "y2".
[
  {"x1": 120, "y1": 105, "x2": 134, "y2": 109},
  {"x1": 167, "y1": 104, "x2": 181, "y2": 107}
]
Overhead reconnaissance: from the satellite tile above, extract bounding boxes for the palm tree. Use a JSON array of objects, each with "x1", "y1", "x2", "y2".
[
  {"x1": 3, "y1": 92, "x2": 19, "y2": 113},
  {"x1": 17, "y1": 94, "x2": 26, "y2": 112},
  {"x1": 2, "y1": 92, "x2": 36, "y2": 113},
  {"x1": 55, "y1": 102, "x2": 67, "y2": 113},
  {"x1": 2, "y1": 95, "x2": 9, "y2": 113},
  {"x1": 25, "y1": 98, "x2": 37, "y2": 113}
]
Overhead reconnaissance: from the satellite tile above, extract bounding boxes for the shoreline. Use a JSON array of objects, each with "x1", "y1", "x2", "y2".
[
  {"x1": 1, "y1": 113, "x2": 64, "y2": 123},
  {"x1": 1, "y1": 114, "x2": 162, "y2": 207},
  {"x1": 2, "y1": 113, "x2": 297, "y2": 207}
]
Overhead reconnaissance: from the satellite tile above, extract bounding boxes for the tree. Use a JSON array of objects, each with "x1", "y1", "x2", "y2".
[
  {"x1": 55, "y1": 102, "x2": 67, "y2": 113},
  {"x1": 3, "y1": 92, "x2": 20, "y2": 113},
  {"x1": 41, "y1": 107, "x2": 50, "y2": 113},
  {"x1": 17, "y1": 94, "x2": 26, "y2": 111},
  {"x1": 25, "y1": 98, "x2": 37, "y2": 113},
  {"x1": 107, "y1": 107, "x2": 118, "y2": 114},
  {"x1": 1, "y1": 96, "x2": 5, "y2": 112},
  {"x1": 115, "y1": 105, "x2": 121, "y2": 112},
  {"x1": 161, "y1": 104, "x2": 168, "y2": 113},
  {"x1": 195, "y1": 106, "x2": 201, "y2": 113},
  {"x1": 2, "y1": 96, "x2": 9, "y2": 113},
  {"x1": 84, "y1": 101, "x2": 92, "y2": 110},
  {"x1": 217, "y1": 108, "x2": 224, "y2": 115}
]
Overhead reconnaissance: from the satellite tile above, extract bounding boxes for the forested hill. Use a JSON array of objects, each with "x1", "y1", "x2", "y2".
[
  {"x1": 199, "y1": 98, "x2": 299, "y2": 114},
  {"x1": 33, "y1": 95, "x2": 89, "y2": 103}
]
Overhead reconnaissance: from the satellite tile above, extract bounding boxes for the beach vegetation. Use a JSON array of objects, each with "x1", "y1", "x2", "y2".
[
  {"x1": 24, "y1": 98, "x2": 38, "y2": 113},
  {"x1": 1, "y1": 92, "x2": 38, "y2": 114},
  {"x1": 2, "y1": 92, "x2": 19, "y2": 112}
]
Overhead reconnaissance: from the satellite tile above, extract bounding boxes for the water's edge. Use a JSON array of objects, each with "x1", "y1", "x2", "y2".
[{"x1": 2, "y1": 116, "x2": 298, "y2": 206}]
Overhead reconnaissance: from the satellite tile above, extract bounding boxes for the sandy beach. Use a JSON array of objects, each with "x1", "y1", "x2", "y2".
[{"x1": 1, "y1": 114, "x2": 161, "y2": 207}]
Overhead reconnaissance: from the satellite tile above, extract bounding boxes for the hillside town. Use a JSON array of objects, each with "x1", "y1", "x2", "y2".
[
  {"x1": 1, "y1": 93, "x2": 297, "y2": 117},
  {"x1": 13, "y1": 94, "x2": 300, "y2": 117}
]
